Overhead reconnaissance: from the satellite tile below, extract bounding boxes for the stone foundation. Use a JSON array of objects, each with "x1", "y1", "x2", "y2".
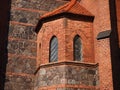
[{"x1": 34, "y1": 61, "x2": 99, "y2": 90}]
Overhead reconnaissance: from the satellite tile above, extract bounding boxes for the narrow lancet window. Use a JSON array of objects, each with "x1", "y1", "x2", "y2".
[
  {"x1": 49, "y1": 36, "x2": 58, "y2": 62},
  {"x1": 74, "y1": 35, "x2": 82, "y2": 61}
]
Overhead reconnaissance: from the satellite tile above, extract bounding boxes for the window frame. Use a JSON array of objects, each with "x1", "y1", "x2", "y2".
[
  {"x1": 49, "y1": 36, "x2": 58, "y2": 62},
  {"x1": 73, "y1": 35, "x2": 82, "y2": 61}
]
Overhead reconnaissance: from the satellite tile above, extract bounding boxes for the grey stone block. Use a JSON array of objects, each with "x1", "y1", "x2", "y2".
[
  {"x1": 9, "y1": 24, "x2": 37, "y2": 40},
  {"x1": 10, "y1": 9, "x2": 42, "y2": 25},
  {"x1": 11, "y1": 0, "x2": 67, "y2": 11},
  {"x1": 8, "y1": 40, "x2": 37, "y2": 57},
  {"x1": 4, "y1": 75, "x2": 34, "y2": 90},
  {"x1": 7, "y1": 56, "x2": 36, "y2": 74}
]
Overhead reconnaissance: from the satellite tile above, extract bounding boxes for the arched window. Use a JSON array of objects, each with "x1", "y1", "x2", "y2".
[
  {"x1": 49, "y1": 36, "x2": 58, "y2": 62},
  {"x1": 39, "y1": 43, "x2": 41, "y2": 61},
  {"x1": 73, "y1": 35, "x2": 82, "y2": 61}
]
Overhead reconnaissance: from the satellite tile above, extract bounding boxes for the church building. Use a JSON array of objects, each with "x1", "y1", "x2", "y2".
[{"x1": 0, "y1": 0, "x2": 120, "y2": 90}]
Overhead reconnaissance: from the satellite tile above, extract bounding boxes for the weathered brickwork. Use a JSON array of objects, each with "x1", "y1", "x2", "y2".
[
  {"x1": 56, "y1": 88, "x2": 94, "y2": 90},
  {"x1": 6, "y1": 56, "x2": 36, "y2": 74},
  {"x1": 8, "y1": 40, "x2": 37, "y2": 57},
  {"x1": 116, "y1": 0, "x2": 120, "y2": 47},
  {"x1": 11, "y1": 0, "x2": 67, "y2": 11},
  {"x1": 4, "y1": 75, "x2": 34, "y2": 90},
  {"x1": 66, "y1": 18, "x2": 94, "y2": 63},
  {"x1": 9, "y1": 24, "x2": 37, "y2": 40},
  {"x1": 1, "y1": 0, "x2": 119, "y2": 90},
  {"x1": 5, "y1": 0, "x2": 69, "y2": 90},
  {"x1": 37, "y1": 17, "x2": 94, "y2": 66},
  {"x1": 10, "y1": 9, "x2": 42, "y2": 25},
  {"x1": 37, "y1": 18, "x2": 66, "y2": 65},
  {"x1": 80, "y1": 0, "x2": 114, "y2": 89},
  {"x1": 34, "y1": 62, "x2": 98, "y2": 90}
]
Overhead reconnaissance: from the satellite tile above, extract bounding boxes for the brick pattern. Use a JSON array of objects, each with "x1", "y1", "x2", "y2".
[
  {"x1": 116, "y1": 0, "x2": 120, "y2": 47},
  {"x1": 97, "y1": 1, "x2": 113, "y2": 90},
  {"x1": 9, "y1": 24, "x2": 36, "y2": 40},
  {"x1": 97, "y1": 39, "x2": 113, "y2": 90},
  {"x1": 37, "y1": 17, "x2": 94, "y2": 66},
  {"x1": 5, "y1": 0, "x2": 67, "y2": 90},
  {"x1": 37, "y1": 18, "x2": 66, "y2": 65},
  {"x1": 80, "y1": 0, "x2": 113, "y2": 89},
  {"x1": 6, "y1": 55, "x2": 36, "y2": 74},
  {"x1": 65, "y1": 18, "x2": 94, "y2": 63},
  {"x1": 40, "y1": 1, "x2": 94, "y2": 20},
  {"x1": 4, "y1": 74, "x2": 34, "y2": 90},
  {"x1": 8, "y1": 39, "x2": 37, "y2": 57},
  {"x1": 56, "y1": 88, "x2": 95, "y2": 90},
  {"x1": 10, "y1": 9, "x2": 42, "y2": 25},
  {"x1": 4, "y1": 0, "x2": 116, "y2": 90},
  {"x1": 11, "y1": 0, "x2": 67, "y2": 11}
]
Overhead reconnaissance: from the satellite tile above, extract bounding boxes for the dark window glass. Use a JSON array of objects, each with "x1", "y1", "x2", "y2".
[
  {"x1": 74, "y1": 35, "x2": 82, "y2": 61},
  {"x1": 49, "y1": 36, "x2": 58, "y2": 62},
  {"x1": 39, "y1": 43, "x2": 41, "y2": 61}
]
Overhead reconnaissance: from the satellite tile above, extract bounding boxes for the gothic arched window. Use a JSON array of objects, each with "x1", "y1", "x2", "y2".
[
  {"x1": 73, "y1": 35, "x2": 82, "y2": 61},
  {"x1": 49, "y1": 36, "x2": 58, "y2": 62}
]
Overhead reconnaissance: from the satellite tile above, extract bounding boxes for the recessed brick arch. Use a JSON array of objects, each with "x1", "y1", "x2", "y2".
[
  {"x1": 65, "y1": 27, "x2": 94, "y2": 62},
  {"x1": 38, "y1": 20, "x2": 66, "y2": 64}
]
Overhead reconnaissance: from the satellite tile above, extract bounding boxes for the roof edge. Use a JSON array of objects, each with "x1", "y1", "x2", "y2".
[{"x1": 35, "y1": 13, "x2": 94, "y2": 33}]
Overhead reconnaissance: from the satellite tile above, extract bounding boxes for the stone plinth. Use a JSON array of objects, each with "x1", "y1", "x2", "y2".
[{"x1": 34, "y1": 61, "x2": 99, "y2": 90}]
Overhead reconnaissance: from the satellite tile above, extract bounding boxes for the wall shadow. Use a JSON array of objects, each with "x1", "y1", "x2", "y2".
[
  {"x1": 0, "y1": 0, "x2": 11, "y2": 90},
  {"x1": 109, "y1": 0, "x2": 120, "y2": 90}
]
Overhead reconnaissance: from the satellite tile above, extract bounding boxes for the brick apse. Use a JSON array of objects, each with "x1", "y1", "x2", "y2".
[{"x1": 0, "y1": 0, "x2": 120, "y2": 90}]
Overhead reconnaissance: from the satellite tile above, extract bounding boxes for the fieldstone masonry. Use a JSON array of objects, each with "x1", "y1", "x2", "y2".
[
  {"x1": 11, "y1": 0, "x2": 67, "y2": 11},
  {"x1": 10, "y1": 9, "x2": 42, "y2": 25},
  {"x1": 8, "y1": 40, "x2": 37, "y2": 56},
  {"x1": 4, "y1": 75, "x2": 34, "y2": 90},
  {"x1": 9, "y1": 24, "x2": 36, "y2": 40},
  {"x1": 34, "y1": 62, "x2": 98, "y2": 90},
  {"x1": 7, "y1": 56, "x2": 36, "y2": 74},
  {"x1": 1, "y1": 0, "x2": 118, "y2": 90},
  {"x1": 5, "y1": 0, "x2": 68, "y2": 90}
]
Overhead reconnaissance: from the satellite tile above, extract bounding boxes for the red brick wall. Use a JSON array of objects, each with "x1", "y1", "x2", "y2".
[
  {"x1": 37, "y1": 18, "x2": 66, "y2": 65},
  {"x1": 116, "y1": 0, "x2": 120, "y2": 47},
  {"x1": 66, "y1": 18, "x2": 94, "y2": 63},
  {"x1": 37, "y1": 17, "x2": 94, "y2": 65},
  {"x1": 80, "y1": 0, "x2": 113, "y2": 90},
  {"x1": 37, "y1": 0, "x2": 114, "y2": 90}
]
